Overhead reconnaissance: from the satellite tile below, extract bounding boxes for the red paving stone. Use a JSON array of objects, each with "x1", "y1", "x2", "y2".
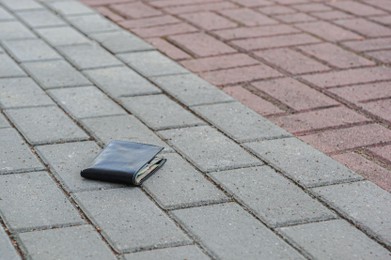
[
  {"x1": 367, "y1": 145, "x2": 391, "y2": 164},
  {"x1": 88, "y1": 0, "x2": 391, "y2": 191}
]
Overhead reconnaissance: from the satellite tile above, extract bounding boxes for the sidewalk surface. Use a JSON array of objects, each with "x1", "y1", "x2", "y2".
[
  {"x1": 83, "y1": 0, "x2": 391, "y2": 193},
  {"x1": 0, "y1": 0, "x2": 390, "y2": 259}
]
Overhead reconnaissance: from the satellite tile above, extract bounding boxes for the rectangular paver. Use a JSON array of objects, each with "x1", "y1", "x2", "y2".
[
  {"x1": 81, "y1": 115, "x2": 172, "y2": 151},
  {"x1": 0, "y1": 128, "x2": 44, "y2": 174},
  {"x1": 312, "y1": 181, "x2": 391, "y2": 247},
  {"x1": 19, "y1": 225, "x2": 116, "y2": 260},
  {"x1": 192, "y1": 102, "x2": 290, "y2": 142},
  {"x1": 73, "y1": 188, "x2": 191, "y2": 253},
  {"x1": 35, "y1": 26, "x2": 90, "y2": 46},
  {"x1": 0, "y1": 21, "x2": 36, "y2": 40},
  {"x1": 16, "y1": 9, "x2": 66, "y2": 28},
  {"x1": 47, "y1": 1, "x2": 95, "y2": 16},
  {"x1": 58, "y1": 43, "x2": 122, "y2": 70},
  {"x1": 0, "y1": 224, "x2": 21, "y2": 260},
  {"x1": 209, "y1": 166, "x2": 335, "y2": 227},
  {"x1": 89, "y1": 30, "x2": 154, "y2": 53},
  {"x1": 84, "y1": 66, "x2": 161, "y2": 98},
  {"x1": 279, "y1": 219, "x2": 391, "y2": 259},
  {"x1": 0, "y1": 54, "x2": 26, "y2": 78},
  {"x1": 0, "y1": 6, "x2": 14, "y2": 21},
  {"x1": 124, "y1": 245, "x2": 209, "y2": 260},
  {"x1": 5, "y1": 106, "x2": 88, "y2": 145},
  {"x1": 121, "y1": 94, "x2": 205, "y2": 130},
  {"x1": 0, "y1": 171, "x2": 83, "y2": 232},
  {"x1": 2, "y1": 38, "x2": 61, "y2": 62},
  {"x1": 172, "y1": 203, "x2": 304, "y2": 259},
  {"x1": 151, "y1": 73, "x2": 233, "y2": 106},
  {"x1": 36, "y1": 141, "x2": 123, "y2": 192},
  {"x1": 118, "y1": 50, "x2": 189, "y2": 77},
  {"x1": 48, "y1": 86, "x2": 126, "y2": 119},
  {"x1": 1, "y1": 0, "x2": 43, "y2": 11},
  {"x1": 143, "y1": 153, "x2": 227, "y2": 209},
  {"x1": 159, "y1": 126, "x2": 261, "y2": 172},
  {"x1": 67, "y1": 14, "x2": 119, "y2": 34},
  {"x1": 0, "y1": 77, "x2": 54, "y2": 108},
  {"x1": 245, "y1": 137, "x2": 363, "y2": 187},
  {"x1": 22, "y1": 60, "x2": 91, "y2": 89}
]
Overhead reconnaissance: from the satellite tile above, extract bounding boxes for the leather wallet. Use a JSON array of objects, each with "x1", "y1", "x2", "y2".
[{"x1": 81, "y1": 140, "x2": 166, "y2": 185}]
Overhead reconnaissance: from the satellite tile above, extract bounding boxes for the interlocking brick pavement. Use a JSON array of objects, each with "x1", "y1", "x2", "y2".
[
  {"x1": 85, "y1": 0, "x2": 391, "y2": 192},
  {"x1": 1, "y1": 0, "x2": 391, "y2": 259}
]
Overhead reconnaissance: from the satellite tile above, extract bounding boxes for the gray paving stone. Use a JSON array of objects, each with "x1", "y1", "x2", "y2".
[
  {"x1": 84, "y1": 66, "x2": 161, "y2": 98},
  {"x1": 3, "y1": 39, "x2": 62, "y2": 62},
  {"x1": 5, "y1": 106, "x2": 88, "y2": 145},
  {"x1": 312, "y1": 181, "x2": 391, "y2": 247},
  {"x1": 36, "y1": 141, "x2": 124, "y2": 192},
  {"x1": 193, "y1": 102, "x2": 291, "y2": 142},
  {"x1": 121, "y1": 94, "x2": 205, "y2": 130},
  {"x1": 0, "y1": 77, "x2": 54, "y2": 108},
  {"x1": 0, "y1": 21, "x2": 36, "y2": 40},
  {"x1": 0, "y1": 6, "x2": 14, "y2": 21},
  {"x1": 0, "y1": 113, "x2": 10, "y2": 128},
  {"x1": 245, "y1": 138, "x2": 363, "y2": 187},
  {"x1": 58, "y1": 43, "x2": 122, "y2": 70},
  {"x1": 47, "y1": 1, "x2": 95, "y2": 16},
  {"x1": 0, "y1": 0, "x2": 43, "y2": 11},
  {"x1": 151, "y1": 74, "x2": 233, "y2": 107},
  {"x1": 48, "y1": 86, "x2": 126, "y2": 119},
  {"x1": 73, "y1": 188, "x2": 191, "y2": 253},
  {"x1": 35, "y1": 26, "x2": 90, "y2": 46},
  {"x1": 124, "y1": 245, "x2": 210, "y2": 260},
  {"x1": 118, "y1": 51, "x2": 189, "y2": 77},
  {"x1": 22, "y1": 60, "x2": 91, "y2": 89},
  {"x1": 143, "y1": 153, "x2": 227, "y2": 209},
  {"x1": 16, "y1": 9, "x2": 66, "y2": 28},
  {"x1": 90, "y1": 31, "x2": 154, "y2": 54},
  {"x1": 279, "y1": 220, "x2": 391, "y2": 259},
  {"x1": 67, "y1": 14, "x2": 119, "y2": 35},
  {"x1": 0, "y1": 225, "x2": 21, "y2": 260},
  {"x1": 209, "y1": 166, "x2": 335, "y2": 227},
  {"x1": 159, "y1": 126, "x2": 261, "y2": 173},
  {"x1": 0, "y1": 54, "x2": 26, "y2": 78},
  {"x1": 0, "y1": 128, "x2": 44, "y2": 174},
  {"x1": 172, "y1": 203, "x2": 304, "y2": 260},
  {"x1": 0, "y1": 171, "x2": 83, "y2": 231},
  {"x1": 81, "y1": 115, "x2": 172, "y2": 152},
  {"x1": 19, "y1": 225, "x2": 116, "y2": 260}
]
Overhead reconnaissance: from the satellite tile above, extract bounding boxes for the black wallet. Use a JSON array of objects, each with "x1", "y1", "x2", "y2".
[{"x1": 81, "y1": 140, "x2": 166, "y2": 185}]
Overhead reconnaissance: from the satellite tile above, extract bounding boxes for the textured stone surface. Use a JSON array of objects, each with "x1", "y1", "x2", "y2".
[
  {"x1": 0, "y1": 225, "x2": 20, "y2": 260},
  {"x1": 90, "y1": 31, "x2": 153, "y2": 53},
  {"x1": 0, "y1": 21, "x2": 36, "y2": 40},
  {"x1": 0, "y1": 171, "x2": 83, "y2": 231},
  {"x1": 1, "y1": 0, "x2": 43, "y2": 11},
  {"x1": 124, "y1": 245, "x2": 210, "y2": 260},
  {"x1": 280, "y1": 220, "x2": 391, "y2": 259},
  {"x1": 5, "y1": 106, "x2": 88, "y2": 145},
  {"x1": 0, "y1": 78, "x2": 54, "y2": 108},
  {"x1": 81, "y1": 115, "x2": 171, "y2": 151},
  {"x1": 143, "y1": 153, "x2": 227, "y2": 209},
  {"x1": 245, "y1": 138, "x2": 362, "y2": 187},
  {"x1": 47, "y1": 1, "x2": 95, "y2": 16},
  {"x1": 0, "y1": 128, "x2": 44, "y2": 174},
  {"x1": 19, "y1": 225, "x2": 116, "y2": 260},
  {"x1": 312, "y1": 181, "x2": 391, "y2": 247},
  {"x1": 2, "y1": 39, "x2": 61, "y2": 62},
  {"x1": 0, "y1": 113, "x2": 10, "y2": 128},
  {"x1": 121, "y1": 94, "x2": 204, "y2": 130},
  {"x1": 192, "y1": 102, "x2": 290, "y2": 142},
  {"x1": 35, "y1": 26, "x2": 90, "y2": 46},
  {"x1": 0, "y1": 53, "x2": 26, "y2": 78},
  {"x1": 22, "y1": 60, "x2": 91, "y2": 89},
  {"x1": 48, "y1": 86, "x2": 126, "y2": 119},
  {"x1": 67, "y1": 14, "x2": 118, "y2": 34},
  {"x1": 209, "y1": 166, "x2": 335, "y2": 227},
  {"x1": 159, "y1": 126, "x2": 261, "y2": 172},
  {"x1": 84, "y1": 66, "x2": 160, "y2": 98},
  {"x1": 36, "y1": 142, "x2": 123, "y2": 192},
  {"x1": 118, "y1": 51, "x2": 189, "y2": 77},
  {"x1": 73, "y1": 188, "x2": 191, "y2": 253},
  {"x1": 58, "y1": 43, "x2": 122, "y2": 70},
  {"x1": 151, "y1": 73, "x2": 233, "y2": 106},
  {"x1": 172, "y1": 203, "x2": 304, "y2": 259},
  {"x1": 16, "y1": 9, "x2": 66, "y2": 28},
  {"x1": 0, "y1": 6, "x2": 14, "y2": 21}
]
